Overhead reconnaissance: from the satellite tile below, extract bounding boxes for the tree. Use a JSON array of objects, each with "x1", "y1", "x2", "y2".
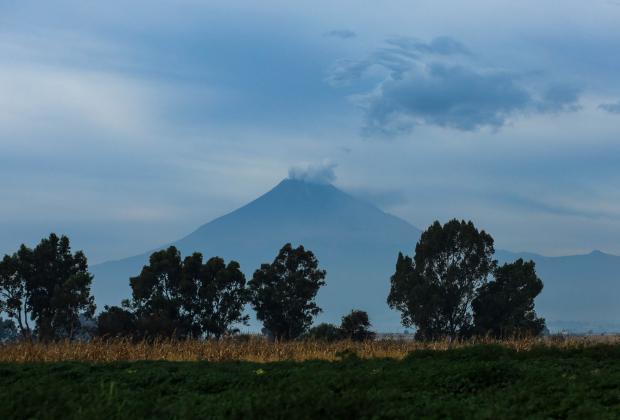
[
  {"x1": 304, "y1": 323, "x2": 343, "y2": 342},
  {"x1": 28, "y1": 234, "x2": 96, "y2": 341},
  {"x1": 0, "y1": 319, "x2": 17, "y2": 343},
  {"x1": 0, "y1": 252, "x2": 32, "y2": 339},
  {"x1": 0, "y1": 234, "x2": 96, "y2": 341},
  {"x1": 128, "y1": 246, "x2": 188, "y2": 339},
  {"x1": 473, "y1": 259, "x2": 546, "y2": 338},
  {"x1": 340, "y1": 310, "x2": 375, "y2": 341},
  {"x1": 96, "y1": 305, "x2": 136, "y2": 339},
  {"x1": 249, "y1": 243, "x2": 326, "y2": 340},
  {"x1": 180, "y1": 254, "x2": 249, "y2": 338},
  {"x1": 388, "y1": 220, "x2": 496, "y2": 340},
  {"x1": 127, "y1": 247, "x2": 249, "y2": 339}
]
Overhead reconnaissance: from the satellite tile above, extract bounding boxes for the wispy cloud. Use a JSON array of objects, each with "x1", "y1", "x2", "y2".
[
  {"x1": 0, "y1": 65, "x2": 159, "y2": 143},
  {"x1": 492, "y1": 193, "x2": 620, "y2": 221},
  {"x1": 288, "y1": 161, "x2": 337, "y2": 184},
  {"x1": 324, "y1": 29, "x2": 356, "y2": 39}
]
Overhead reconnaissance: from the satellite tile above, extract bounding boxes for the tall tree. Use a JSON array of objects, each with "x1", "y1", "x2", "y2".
[
  {"x1": 27, "y1": 234, "x2": 96, "y2": 341},
  {"x1": 0, "y1": 251, "x2": 32, "y2": 339},
  {"x1": 340, "y1": 310, "x2": 375, "y2": 341},
  {"x1": 126, "y1": 247, "x2": 249, "y2": 339},
  {"x1": 388, "y1": 220, "x2": 496, "y2": 340},
  {"x1": 180, "y1": 254, "x2": 249, "y2": 338},
  {"x1": 249, "y1": 243, "x2": 326, "y2": 340},
  {"x1": 0, "y1": 234, "x2": 95, "y2": 341},
  {"x1": 473, "y1": 259, "x2": 546, "y2": 338},
  {"x1": 128, "y1": 247, "x2": 187, "y2": 339}
]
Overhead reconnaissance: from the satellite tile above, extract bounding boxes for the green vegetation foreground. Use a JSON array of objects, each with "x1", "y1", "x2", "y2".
[{"x1": 1, "y1": 345, "x2": 619, "y2": 419}]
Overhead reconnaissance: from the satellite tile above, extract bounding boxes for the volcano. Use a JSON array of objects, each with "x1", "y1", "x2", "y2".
[
  {"x1": 92, "y1": 178, "x2": 421, "y2": 330},
  {"x1": 92, "y1": 178, "x2": 620, "y2": 332}
]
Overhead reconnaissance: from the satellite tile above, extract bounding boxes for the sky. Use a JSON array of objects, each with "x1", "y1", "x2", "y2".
[{"x1": 1, "y1": 0, "x2": 620, "y2": 263}]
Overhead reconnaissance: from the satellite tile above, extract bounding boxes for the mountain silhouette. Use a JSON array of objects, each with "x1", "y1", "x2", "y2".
[
  {"x1": 92, "y1": 178, "x2": 620, "y2": 332},
  {"x1": 496, "y1": 249, "x2": 620, "y2": 333},
  {"x1": 92, "y1": 178, "x2": 421, "y2": 330}
]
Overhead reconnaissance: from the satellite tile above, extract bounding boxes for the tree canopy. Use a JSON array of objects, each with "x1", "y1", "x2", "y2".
[
  {"x1": 0, "y1": 234, "x2": 95, "y2": 341},
  {"x1": 180, "y1": 254, "x2": 249, "y2": 338},
  {"x1": 249, "y1": 243, "x2": 326, "y2": 340},
  {"x1": 0, "y1": 252, "x2": 30, "y2": 339},
  {"x1": 96, "y1": 305, "x2": 136, "y2": 339},
  {"x1": 118, "y1": 246, "x2": 249, "y2": 339},
  {"x1": 340, "y1": 310, "x2": 375, "y2": 341},
  {"x1": 2, "y1": 229, "x2": 547, "y2": 343},
  {"x1": 473, "y1": 259, "x2": 546, "y2": 338},
  {"x1": 388, "y1": 219, "x2": 496, "y2": 340}
]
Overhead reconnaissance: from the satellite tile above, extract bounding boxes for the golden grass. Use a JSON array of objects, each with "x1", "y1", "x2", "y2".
[{"x1": 1, "y1": 335, "x2": 618, "y2": 363}]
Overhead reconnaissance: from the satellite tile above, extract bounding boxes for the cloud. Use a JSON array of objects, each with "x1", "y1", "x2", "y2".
[
  {"x1": 0, "y1": 65, "x2": 159, "y2": 143},
  {"x1": 599, "y1": 100, "x2": 620, "y2": 114},
  {"x1": 328, "y1": 36, "x2": 582, "y2": 136},
  {"x1": 2, "y1": 0, "x2": 620, "y2": 261},
  {"x1": 491, "y1": 192, "x2": 620, "y2": 221},
  {"x1": 325, "y1": 29, "x2": 356, "y2": 39},
  {"x1": 357, "y1": 63, "x2": 532, "y2": 135},
  {"x1": 327, "y1": 36, "x2": 469, "y2": 87},
  {"x1": 538, "y1": 84, "x2": 582, "y2": 113},
  {"x1": 288, "y1": 161, "x2": 337, "y2": 184},
  {"x1": 384, "y1": 36, "x2": 470, "y2": 57}
]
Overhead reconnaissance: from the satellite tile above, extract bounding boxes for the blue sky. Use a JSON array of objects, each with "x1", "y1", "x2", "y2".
[{"x1": 1, "y1": 0, "x2": 620, "y2": 263}]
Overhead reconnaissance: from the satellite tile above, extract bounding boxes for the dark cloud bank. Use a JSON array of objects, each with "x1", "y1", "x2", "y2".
[
  {"x1": 329, "y1": 36, "x2": 582, "y2": 137},
  {"x1": 599, "y1": 100, "x2": 620, "y2": 114}
]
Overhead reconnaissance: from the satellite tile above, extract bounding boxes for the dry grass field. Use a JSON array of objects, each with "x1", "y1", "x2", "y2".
[
  {"x1": 2, "y1": 336, "x2": 619, "y2": 418},
  {"x1": 1, "y1": 335, "x2": 618, "y2": 363}
]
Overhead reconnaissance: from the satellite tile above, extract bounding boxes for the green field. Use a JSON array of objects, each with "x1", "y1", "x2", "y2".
[{"x1": 1, "y1": 345, "x2": 619, "y2": 419}]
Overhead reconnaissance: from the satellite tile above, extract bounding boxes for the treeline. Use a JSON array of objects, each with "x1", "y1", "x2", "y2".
[{"x1": 0, "y1": 219, "x2": 545, "y2": 342}]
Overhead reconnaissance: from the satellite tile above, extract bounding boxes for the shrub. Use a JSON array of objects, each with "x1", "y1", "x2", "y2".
[{"x1": 304, "y1": 323, "x2": 343, "y2": 342}]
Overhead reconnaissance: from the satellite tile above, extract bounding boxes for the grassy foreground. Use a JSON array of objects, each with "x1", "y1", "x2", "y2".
[
  {"x1": 2, "y1": 335, "x2": 619, "y2": 362},
  {"x1": 0, "y1": 344, "x2": 619, "y2": 419}
]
